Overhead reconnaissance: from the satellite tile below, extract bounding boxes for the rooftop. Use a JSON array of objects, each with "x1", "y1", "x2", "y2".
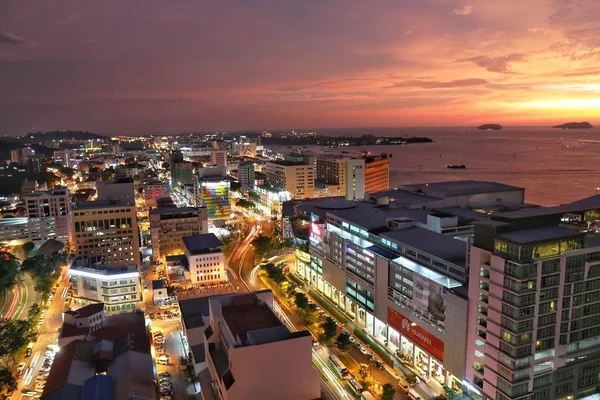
[
  {"x1": 65, "y1": 303, "x2": 105, "y2": 318},
  {"x1": 74, "y1": 200, "x2": 135, "y2": 210},
  {"x1": 497, "y1": 226, "x2": 583, "y2": 244},
  {"x1": 400, "y1": 180, "x2": 523, "y2": 197},
  {"x1": 494, "y1": 194, "x2": 600, "y2": 220},
  {"x1": 152, "y1": 279, "x2": 167, "y2": 290},
  {"x1": 267, "y1": 160, "x2": 310, "y2": 167},
  {"x1": 61, "y1": 310, "x2": 147, "y2": 341},
  {"x1": 183, "y1": 233, "x2": 223, "y2": 254},
  {"x1": 179, "y1": 296, "x2": 210, "y2": 329},
  {"x1": 149, "y1": 206, "x2": 198, "y2": 215},
  {"x1": 221, "y1": 294, "x2": 284, "y2": 343},
  {"x1": 381, "y1": 227, "x2": 467, "y2": 267}
]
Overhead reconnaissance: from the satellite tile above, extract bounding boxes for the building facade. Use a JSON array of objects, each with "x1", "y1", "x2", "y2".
[
  {"x1": 183, "y1": 234, "x2": 226, "y2": 285},
  {"x1": 143, "y1": 180, "x2": 168, "y2": 201},
  {"x1": 53, "y1": 149, "x2": 72, "y2": 168},
  {"x1": 210, "y1": 150, "x2": 228, "y2": 169},
  {"x1": 238, "y1": 162, "x2": 255, "y2": 189},
  {"x1": 72, "y1": 201, "x2": 140, "y2": 266},
  {"x1": 194, "y1": 168, "x2": 231, "y2": 220},
  {"x1": 150, "y1": 206, "x2": 208, "y2": 260},
  {"x1": 265, "y1": 161, "x2": 314, "y2": 199},
  {"x1": 25, "y1": 188, "x2": 72, "y2": 243},
  {"x1": 96, "y1": 178, "x2": 135, "y2": 205}
]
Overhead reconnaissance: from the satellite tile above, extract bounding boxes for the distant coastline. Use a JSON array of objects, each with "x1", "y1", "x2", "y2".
[
  {"x1": 477, "y1": 124, "x2": 503, "y2": 130},
  {"x1": 552, "y1": 122, "x2": 593, "y2": 129},
  {"x1": 261, "y1": 134, "x2": 433, "y2": 146}
]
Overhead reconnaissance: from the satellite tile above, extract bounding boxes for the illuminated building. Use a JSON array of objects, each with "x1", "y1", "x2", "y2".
[
  {"x1": 183, "y1": 233, "x2": 225, "y2": 285},
  {"x1": 72, "y1": 201, "x2": 140, "y2": 266},
  {"x1": 0, "y1": 217, "x2": 29, "y2": 245},
  {"x1": 194, "y1": 167, "x2": 231, "y2": 220},
  {"x1": 25, "y1": 188, "x2": 72, "y2": 243},
  {"x1": 11, "y1": 147, "x2": 34, "y2": 165},
  {"x1": 96, "y1": 178, "x2": 135, "y2": 205},
  {"x1": 142, "y1": 179, "x2": 168, "y2": 201},
  {"x1": 238, "y1": 161, "x2": 255, "y2": 189},
  {"x1": 254, "y1": 185, "x2": 291, "y2": 218},
  {"x1": 265, "y1": 161, "x2": 314, "y2": 199},
  {"x1": 203, "y1": 291, "x2": 320, "y2": 400},
  {"x1": 292, "y1": 181, "x2": 528, "y2": 396},
  {"x1": 150, "y1": 206, "x2": 208, "y2": 259},
  {"x1": 210, "y1": 150, "x2": 228, "y2": 168},
  {"x1": 68, "y1": 256, "x2": 142, "y2": 313},
  {"x1": 465, "y1": 196, "x2": 600, "y2": 400},
  {"x1": 53, "y1": 149, "x2": 72, "y2": 168}
]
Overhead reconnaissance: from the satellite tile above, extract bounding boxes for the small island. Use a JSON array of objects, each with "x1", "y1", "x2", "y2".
[
  {"x1": 262, "y1": 134, "x2": 433, "y2": 147},
  {"x1": 478, "y1": 124, "x2": 503, "y2": 130},
  {"x1": 552, "y1": 122, "x2": 593, "y2": 129}
]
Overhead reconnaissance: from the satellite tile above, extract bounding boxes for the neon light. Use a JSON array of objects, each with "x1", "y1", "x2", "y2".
[
  {"x1": 69, "y1": 269, "x2": 139, "y2": 280},
  {"x1": 311, "y1": 223, "x2": 322, "y2": 237}
]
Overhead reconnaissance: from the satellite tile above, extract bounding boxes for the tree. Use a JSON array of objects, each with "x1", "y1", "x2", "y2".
[
  {"x1": 336, "y1": 332, "x2": 351, "y2": 352},
  {"x1": 263, "y1": 263, "x2": 285, "y2": 284},
  {"x1": 320, "y1": 317, "x2": 337, "y2": 343},
  {"x1": 294, "y1": 292, "x2": 309, "y2": 310},
  {"x1": 161, "y1": 162, "x2": 170, "y2": 170},
  {"x1": 381, "y1": 383, "x2": 396, "y2": 400},
  {"x1": 304, "y1": 303, "x2": 319, "y2": 324},
  {"x1": 21, "y1": 253, "x2": 65, "y2": 294},
  {"x1": 251, "y1": 235, "x2": 272, "y2": 257},
  {"x1": 236, "y1": 199, "x2": 256, "y2": 210},
  {"x1": 0, "y1": 252, "x2": 20, "y2": 291},
  {"x1": 359, "y1": 363, "x2": 369, "y2": 380},
  {"x1": 0, "y1": 319, "x2": 33, "y2": 368},
  {"x1": 22, "y1": 241, "x2": 36, "y2": 258},
  {"x1": 27, "y1": 303, "x2": 41, "y2": 323},
  {"x1": 0, "y1": 368, "x2": 17, "y2": 396}
]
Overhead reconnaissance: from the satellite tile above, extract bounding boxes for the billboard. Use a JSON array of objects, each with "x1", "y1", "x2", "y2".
[
  {"x1": 201, "y1": 180, "x2": 231, "y2": 219},
  {"x1": 388, "y1": 308, "x2": 445, "y2": 361},
  {"x1": 413, "y1": 273, "x2": 446, "y2": 323}
]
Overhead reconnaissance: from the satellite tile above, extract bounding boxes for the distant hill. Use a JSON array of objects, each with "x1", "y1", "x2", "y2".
[
  {"x1": 0, "y1": 139, "x2": 54, "y2": 160},
  {"x1": 552, "y1": 122, "x2": 593, "y2": 129},
  {"x1": 26, "y1": 130, "x2": 105, "y2": 141},
  {"x1": 478, "y1": 124, "x2": 503, "y2": 130}
]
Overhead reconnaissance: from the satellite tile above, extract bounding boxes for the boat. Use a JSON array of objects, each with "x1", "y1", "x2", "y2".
[{"x1": 447, "y1": 164, "x2": 466, "y2": 169}]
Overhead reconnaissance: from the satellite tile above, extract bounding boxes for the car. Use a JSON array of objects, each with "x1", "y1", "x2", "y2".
[
  {"x1": 154, "y1": 339, "x2": 166, "y2": 344},
  {"x1": 366, "y1": 353, "x2": 376, "y2": 361},
  {"x1": 44, "y1": 350, "x2": 54, "y2": 357},
  {"x1": 160, "y1": 396, "x2": 172, "y2": 400},
  {"x1": 25, "y1": 348, "x2": 33, "y2": 358},
  {"x1": 153, "y1": 332, "x2": 163, "y2": 337},
  {"x1": 161, "y1": 390, "x2": 173, "y2": 396},
  {"x1": 375, "y1": 360, "x2": 385, "y2": 370},
  {"x1": 348, "y1": 336, "x2": 357, "y2": 344},
  {"x1": 158, "y1": 372, "x2": 171, "y2": 378},
  {"x1": 359, "y1": 345, "x2": 368, "y2": 355}
]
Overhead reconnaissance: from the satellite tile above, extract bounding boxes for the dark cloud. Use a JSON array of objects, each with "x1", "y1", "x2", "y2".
[
  {"x1": 389, "y1": 78, "x2": 488, "y2": 89},
  {"x1": 0, "y1": 32, "x2": 28, "y2": 45},
  {"x1": 458, "y1": 53, "x2": 526, "y2": 74}
]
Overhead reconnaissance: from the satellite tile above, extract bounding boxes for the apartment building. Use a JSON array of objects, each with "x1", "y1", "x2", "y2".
[
  {"x1": 265, "y1": 160, "x2": 314, "y2": 199},
  {"x1": 292, "y1": 181, "x2": 527, "y2": 397},
  {"x1": 72, "y1": 201, "x2": 140, "y2": 266},
  {"x1": 96, "y1": 178, "x2": 135, "y2": 205},
  {"x1": 203, "y1": 291, "x2": 320, "y2": 400},
  {"x1": 25, "y1": 188, "x2": 72, "y2": 243},
  {"x1": 183, "y1": 233, "x2": 226, "y2": 285},
  {"x1": 68, "y1": 257, "x2": 142, "y2": 313},
  {"x1": 237, "y1": 161, "x2": 255, "y2": 189},
  {"x1": 142, "y1": 179, "x2": 168, "y2": 201},
  {"x1": 364, "y1": 156, "x2": 390, "y2": 194},
  {"x1": 149, "y1": 206, "x2": 208, "y2": 259},
  {"x1": 53, "y1": 149, "x2": 72, "y2": 168},
  {"x1": 210, "y1": 150, "x2": 228, "y2": 168},
  {"x1": 465, "y1": 195, "x2": 600, "y2": 400}
]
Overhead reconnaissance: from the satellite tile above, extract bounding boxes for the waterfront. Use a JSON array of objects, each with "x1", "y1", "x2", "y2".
[{"x1": 270, "y1": 126, "x2": 600, "y2": 205}]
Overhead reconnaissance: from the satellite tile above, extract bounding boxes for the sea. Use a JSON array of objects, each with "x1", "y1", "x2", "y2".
[{"x1": 267, "y1": 126, "x2": 600, "y2": 206}]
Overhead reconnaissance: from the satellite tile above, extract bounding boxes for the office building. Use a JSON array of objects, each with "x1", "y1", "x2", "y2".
[
  {"x1": 265, "y1": 160, "x2": 314, "y2": 199},
  {"x1": 142, "y1": 179, "x2": 168, "y2": 201},
  {"x1": 72, "y1": 201, "x2": 140, "y2": 266},
  {"x1": 292, "y1": 181, "x2": 527, "y2": 397},
  {"x1": 170, "y1": 150, "x2": 195, "y2": 187},
  {"x1": 21, "y1": 180, "x2": 41, "y2": 200},
  {"x1": 364, "y1": 155, "x2": 390, "y2": 194},
  {"x1": 11, "y1": 147, "x2": 35, "y2": 165},
  {"x1": 194, "y1": 167, "x2": 231, "y2": 220},
  {"x1": 253, "y1": 185, "x2": 292, "y2": 218},
  {"x1": 68, "y1": 256, "x2": 142, "y2": 313},
  {"x1": 48, "y1": 305, "x2": 154, "y2": 399},
  {"x1": 25, "y1": 188, "x2": 72, "y2": 243},
  {"x1": 237, "y1": 161, "x2": 255, "y2": 189},
  {"x1": 96, "y1": 178, "x2": 135, "y2": 205},
  {"x1": 203, "y1": 291, "x2": 320, "y2": 400},
  {"x1": 210, "y1": 150, "x2": 228, "y2": 168},
  {"x1": 465, "y1": 195, "x2": 600, "y2": 400},
  {"x1": 53, "y1": 149, "x2": 72, "y2": 168},
  {"x1": 234, "y1": 142, "x2": 257, "y2": 158},
  {"x1": 183, "y1": 233, "x2": 225, "y2": 285},
  {"x1": 149, "y1": 206, "x2": 208, "y2": 259}
]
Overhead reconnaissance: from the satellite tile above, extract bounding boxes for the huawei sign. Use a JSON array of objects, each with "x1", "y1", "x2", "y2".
[{"x1": 388, "y1": 308, "x2": 444, "y2": 362}]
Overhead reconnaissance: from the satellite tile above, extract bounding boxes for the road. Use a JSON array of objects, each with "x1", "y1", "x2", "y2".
[{"x1": 1, "y1": 274, "x2": 41, "y2": 321}]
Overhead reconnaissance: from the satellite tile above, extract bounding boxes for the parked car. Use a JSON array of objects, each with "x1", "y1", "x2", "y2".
[
  {"x1": 25, "y1": 348, "x2": 33, "y2": 358},
  {"x1": 375, "y1": 360, "x2": 385, "y2": 370}
]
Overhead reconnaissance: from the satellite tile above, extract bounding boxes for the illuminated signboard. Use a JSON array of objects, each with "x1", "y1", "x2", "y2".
[
  {"x1": 388, "y1": 307, "x2": 444, "y2": 362},
  {"x1": 311, "y1": 223, "x2": 322, "y2": 237}
]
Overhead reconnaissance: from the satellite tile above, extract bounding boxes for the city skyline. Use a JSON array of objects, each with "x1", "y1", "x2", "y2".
[{"x1": 1, "y1": 0, "x2": 599, "y2": 134}]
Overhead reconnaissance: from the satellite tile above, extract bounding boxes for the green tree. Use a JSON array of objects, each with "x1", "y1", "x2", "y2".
[
  {"x1": 0, "y1": 319, "x2": 33, "y2": 368},
  {"x1": 0, "y1": 368, "x2": 17, "y2": 396},
  {"x1": 22, "y1": 241, "x2": 36, "y2": 258},
  {"x1": 320, "y1": 317, "x2": 337, "y2": 343},
  {"x1": 304, "y1": 303, "x2": 319, "y2": 324},
  {"x1": 359, "y1": 363, "x2": 369, "y2": 380},
  {"x1": 263, "y1": 263, "x2": 285, "y2": 284},
  {"x1": 236, "y1": 199, "x2": 256, "y2": 210},
  {"x1": 381, "y1": 383, "x2": 396, "y2": 400},
  {"x1": 294, "y1": 292, "x2": 309, "y2": 310},
  {"x1": 21, "y1": 253, "x2": 65, "y2": 294},
  {"x1": 27, "y1": 303, "x2": 41, "y2": 323},
  {"x1": 336, "y1": 332, "x2": 351, "y2": 352},
  {"x1": 0, "y1": 252, "x2": 20, "y2": 291},
  {"x1": 251, "y1": 235, "x2": 272, "y2": 257}
]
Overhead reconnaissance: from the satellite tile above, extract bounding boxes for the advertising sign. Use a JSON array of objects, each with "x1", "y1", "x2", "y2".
[{"x1": 388, "y1": 307, "x2": 444, "y2": 362}]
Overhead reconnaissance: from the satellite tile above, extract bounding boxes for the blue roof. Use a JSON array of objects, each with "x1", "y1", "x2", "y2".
[
  {"x1": 81, "y1": 375, "x2": 113, "y2": 400},
  {"x1": 166, "y1": 254, "x2": 189, "y2": 268},
  {"x1": 183, "y1": 233, "x2": 222, "y2": 254}
]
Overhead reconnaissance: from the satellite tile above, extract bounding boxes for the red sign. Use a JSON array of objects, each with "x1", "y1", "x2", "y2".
[
  {"x1": 388, "y1": 308, "x2": 444, "y2": 362},
  {"x1": 311, "y1": 223, "x2": 322, "y2": 237}
]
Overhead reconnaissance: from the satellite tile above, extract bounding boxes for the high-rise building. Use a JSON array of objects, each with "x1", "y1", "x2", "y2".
[
  {"x1": 234, "y1": 142, "x2": 257, "y2": 158},
  {"x1": 364, "y1": 156, "x2": 390, "y2": 194},
  {"x1": 53, "y1": 149, "x2": 72, "y2": 168},
  {"x1": 465, "y1": 196, "x2": 600, "y2": 400},
  {"x1": 142, "y1": 179, "x2": 168, "y2": 201},
  {"x1": 194, "y1": 167, "x2": 231, "y2": 220},
  {"x1": 11, "y1": 147, "x2": 35, "y2": 165},
  {"x1": 203, "y1": 291, "x2": 320, "y2": 400},
  {"x1": 96, "y1": 178, "x2": 135, "y2": 205},
  {"x1": 72, "y1": 201, "x2": 140, "y2": 266},
  {"x1": 25, "y1": 188, "x2": 72, "y2": 243},
  {"x1": 265, "y1": 161, "x2": 314, "y2": 199},
  {"x1": 237, "y1": 161, "x2": 255, "y2": 189},
  {"x1": 150, "y1": 206, "x2": 208, "y2": 259},
  {"x1": 210, "y1": 150, "x2": 228, "y2": 168},
  {"x1": 183, "y1": 233, "x2": 225, "y2": 285}
]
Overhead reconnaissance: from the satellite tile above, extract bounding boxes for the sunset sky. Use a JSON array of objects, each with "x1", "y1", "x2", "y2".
[{"x1": 1, "y1": 0, "x2": 599, "y2": 133}]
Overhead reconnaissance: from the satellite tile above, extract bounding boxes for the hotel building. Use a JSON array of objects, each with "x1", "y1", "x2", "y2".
[
  {"x1": 25, "y1": 188, "x2": 72, "y2": 243},
  {"x1": 203, "y1": 291, "x2": 320, "y2": 400},
  {"x1": 265, "y1": 160, "x2": 314, "y2": 199},
  {"x1": 149, "y1": 206, "x2": 208, "y2": 259},
  {"x1": 238, "y1": 161, "x2": 255, "y2": 189},
  {"x1": 292, "y1": 181, "x2": 526, "y2": 395},
  {"x1": 183, "y1": 233, "x2": 226, "y2": 285},
  {"x1": 465, "y1": 196, "x2": 600, "y2": 400},
  {"x1": 72, "y1": 201, "x2": 140, "y2": 266}
]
